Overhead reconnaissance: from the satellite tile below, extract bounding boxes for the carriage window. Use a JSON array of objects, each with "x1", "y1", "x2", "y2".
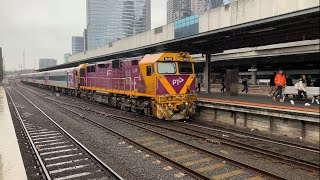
[
  {"x1": 146, "y1": 66, "x2": 152, "y2": 76},
  {"x1": 179, "y1": 62, "x2": 193, "y2": 74},
  {"x1": 157, "y1": 62, "x2": 176, "y2": 74},
  {"x1": 98, "y1": 64, "x2": 108, "y2": 68}
]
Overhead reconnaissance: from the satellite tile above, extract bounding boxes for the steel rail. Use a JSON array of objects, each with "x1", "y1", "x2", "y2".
[
  {"x1": 19, "y1": 84, "x2": 318, "y2": 175},
  {"x1": 8, "y1": 86, "x2": 123, "y2": 180},
  {"x1": 181, "y1": 122, "x2": 320, "y2": 152},
  {"x1": 5, "y1": 87, "x2": 52, "y2": 180},
  {"x1": 42, "y1": 97, "x2": 283, "y2": 180},
  {"x1": 19, "y1": 83, "x2": 320, "y2": 154}
]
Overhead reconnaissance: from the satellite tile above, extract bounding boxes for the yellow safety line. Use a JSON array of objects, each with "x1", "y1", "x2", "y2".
[
  {"x1": 179, "y1": 75, "x2": 194, "y2": 94},
  {"x1": 161, "y1": 148, "x2": 187, "y2": 155},
  {"x1": 152, "y1": 144, "x2": 177, "y2": 151},
  {"x1": 142, "y1": 141, "x2": 164, "y2": 146},
  {"x1": 246, "y1": 176, "x2": 264, "y2": 180},
  {"x1": 212, "y1": 169, "x2": 244, "y2": 180},
  {"x1": 182, "y1": 157, "x2": 213, "y2": 167},
  {"x1": 171, "y1": 153, "x2": 199, "y2": 161},
  {"x1": 135, "y1": 137, "x2": 157, "y2": 142},
  {"x1": 195, "y1": 162, "x2": 225, "y2": 173}
]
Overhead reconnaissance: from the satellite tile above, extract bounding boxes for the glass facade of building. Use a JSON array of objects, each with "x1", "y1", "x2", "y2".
[
  {"x1": 174, "y1": 14, "x2": 199, "y2": 39},
  {"x1": 87, "y1": 0, "x2": 151, "y2": 50},
  {"x1": 167, "y1": 0, "x2": 192, "y2": 24},
  {"x1": 72, "y1": 36, "x2": 84, "y2": 54}
]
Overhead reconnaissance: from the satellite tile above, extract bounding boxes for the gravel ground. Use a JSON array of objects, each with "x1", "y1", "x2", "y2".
[
  {"x1": 13, "y1": 85, "x2": 196, "y2": 180},
  {"x1": 6, "y1": 86, "x2": 120, "y2": 179},
  {"x1": 6, "y1": 90, "x2": 44, "y2": 180},
  {"x1": 16, "y1": 84, "x2": 320, "y2": 180},
  {"x1": 193, "y1": 120, "x2": 320, "y2": 150}
]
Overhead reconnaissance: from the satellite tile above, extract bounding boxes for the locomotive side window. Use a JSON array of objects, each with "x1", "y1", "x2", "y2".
[
  {"x1": 179, "y1": 62, "x2": 193, "y2": 74},
  {"x1": 112, "y1": 60, "x2": 120, "y2": 69},
  {"x1": 157, "y1": 62, "x2": 176, "y2": 74},
  {"x1": 146, "y1": 66, "x2": 153, "y2": 76}
]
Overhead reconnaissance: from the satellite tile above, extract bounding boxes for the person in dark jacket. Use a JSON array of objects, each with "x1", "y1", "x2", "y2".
[
  {"x1": 313, "y1": 77, "x2": 320, "y2": 104},
  {"x1": 285, "y1": 74, "x2": 293, "y2": 86},
  {"x1": 307, "y1": 75, "x2": 312, "y2": 86},
  {"x1": 285, "y1": 74, "x2": 294, "y2": 99},
  {"x1": 268, "y1": 72, "x2": 276, "y2": 97},
  {"x1": 313, "y1": 77, "x2": 320, "y2": 87},
  {"x1": 241, "y1": 76, "x2": 249, "y2": 93}
]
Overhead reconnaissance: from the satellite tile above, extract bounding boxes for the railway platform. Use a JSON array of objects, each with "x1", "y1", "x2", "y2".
[
  {"x1": 0, "y1": 86, "x2": 27, "y2": 180},
  {"x1": 196, "y1": 92, "x2": 320, "y2": 144}
]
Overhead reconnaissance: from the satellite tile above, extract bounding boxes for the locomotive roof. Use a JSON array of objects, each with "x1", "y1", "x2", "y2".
[{"x1": 139, "y1": 52, "x2": 194, "y2": 64}]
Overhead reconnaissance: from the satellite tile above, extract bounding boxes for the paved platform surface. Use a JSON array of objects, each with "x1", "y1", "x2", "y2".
[
  {"x1": 0, "y1": 86, "x2": 27, "y2": 180},
  {"x1": 197, "y1": 92, "x2": 320, "y2": 114}
]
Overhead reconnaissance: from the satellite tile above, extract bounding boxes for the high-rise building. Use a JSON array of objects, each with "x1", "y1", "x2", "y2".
[
  {"x1": 191, "y1": 0, "x2": 208, "y2": 14},
  {"x1": 0, "y1": 47, "x2": 3, "y2": 81},
  {"x1": 167, "y1": 0, "x2": 192, "y2": 24},
  {"x1": 191, "y1": 0, "x2": 224, "y2": 14},
  {"x1": 64, "y1": 53, "x2": 71, "y2": 64},
  {"x1": 87, "y1": 0, "x2": 151, "y2": 50},
  {"x1": 83, "y1": 29, "x2": 88, "y2": 51},
  {"x1": 39, "y1": 59, "x2": 57, "y2": 69},
  {"x1": 72, "y1": 36, "x2": 84, "y2": 54}
]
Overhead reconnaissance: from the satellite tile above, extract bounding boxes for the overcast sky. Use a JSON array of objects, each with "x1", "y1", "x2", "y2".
[{"x1": 0, "y1": 0, "x2": 167, "y2": 71}]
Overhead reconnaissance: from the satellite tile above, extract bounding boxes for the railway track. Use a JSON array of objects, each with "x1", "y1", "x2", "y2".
[
  {"x1": 23, "y1": 84, "x2": 318, "y2": 152},
  {"x1": 6, "y1": 86, "x2": 123, "y2": 180},
  {"x1": 17, "y1": 84, "x2": 288, "y2": 179},
  {"x1": 18, "y1": 84, "x2": 320, "y2": 178}
]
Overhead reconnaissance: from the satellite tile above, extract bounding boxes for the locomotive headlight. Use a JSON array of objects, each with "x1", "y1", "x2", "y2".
[{"x1": 183, "y1": 57, "x2": 189, "y2": 61}]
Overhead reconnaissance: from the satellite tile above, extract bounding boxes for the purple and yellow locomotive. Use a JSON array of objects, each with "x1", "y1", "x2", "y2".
[{"x1": 21, "y1": 52, "x2": 197, "y2": 120}]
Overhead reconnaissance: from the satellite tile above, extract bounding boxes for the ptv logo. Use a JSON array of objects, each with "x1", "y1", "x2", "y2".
[{"x1": 172, "y1": 77, "x2": 184, "y2": 86}]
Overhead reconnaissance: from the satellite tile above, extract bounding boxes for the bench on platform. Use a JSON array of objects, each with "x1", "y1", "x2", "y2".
[
  {"x1": 283, "y1": 86, "x2": 320, "y2": 103},
  {"x1": 258, "y1": 79, "x2": 270, "y2": 85}
]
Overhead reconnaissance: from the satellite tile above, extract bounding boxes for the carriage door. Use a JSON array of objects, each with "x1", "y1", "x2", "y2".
[
  {"x1": 67, "y1": 72, "x2": 69, "y2": 87},
  {"x1": 144, "y1": 64, "x2": 155, "y2": 95}
]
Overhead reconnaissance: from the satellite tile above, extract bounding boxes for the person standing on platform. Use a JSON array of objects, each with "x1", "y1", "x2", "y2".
[
  {"x1": 220, "y1": 73, "x2": 225, "y2": 93},
  {"x1": 285, "y1": 74, "x2": 294, "y2": 104},
  {"x1": 273, "y1": 70, "x2": 286, "y2": 102},
  {"x1": 307, "y1": 75, "x2": 312, "y2": 86},
  {"x1": 295, "y1": 75, "x2": 311, "y2": 106},
  {"x1": 313, "y1": 77, "x2": 320, "y2": 104},
  {"x1": 268, "y1": 72, "x2": 277, "y2": 97},
  {"x1": 241, "y1": 76, "x2": 249, "y2": 93},
  {"x1": 220, "y1": 78, "x2": 225, "y2": 93},
  {"x1": 285, "y1": 74, "x2": 293, "y2": 86}
]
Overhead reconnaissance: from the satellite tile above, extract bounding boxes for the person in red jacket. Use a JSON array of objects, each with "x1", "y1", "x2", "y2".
[{"x1": 273, "y1": 70, "x2": 286, "y2": 102}]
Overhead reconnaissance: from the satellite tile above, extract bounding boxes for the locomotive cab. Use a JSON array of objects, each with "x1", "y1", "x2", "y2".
[{"x1": 139, "y1": 52, "x2": 197, "y2": 120}]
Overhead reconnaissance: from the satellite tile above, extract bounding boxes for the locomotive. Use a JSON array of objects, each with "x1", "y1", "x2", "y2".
[{"x1": 21, "y1": 52, "x2": 197, "y2": 120}]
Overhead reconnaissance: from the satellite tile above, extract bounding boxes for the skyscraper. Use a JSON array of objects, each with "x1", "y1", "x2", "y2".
[
  {"x1": 72, "y1": 36, "x2": 84, "y2": 54},
  {"x1": 208, "y1": 0, "x2": 224, "y2": 9},
  {"x1": 167, "y1": 0, "x2": 192, "y2": 24},
  {"x1": 87, "y1": 0, "x2": 151, "y2": 50},
  {"x1": 83, "y1": 29, "x2": 88, "y2": 51},
  {"x1": 191, "y1": 0, "x2": 224, "y2": 14},
  {"x1": 191, "y1": 0, "x2": 208, "y2": 14}
]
